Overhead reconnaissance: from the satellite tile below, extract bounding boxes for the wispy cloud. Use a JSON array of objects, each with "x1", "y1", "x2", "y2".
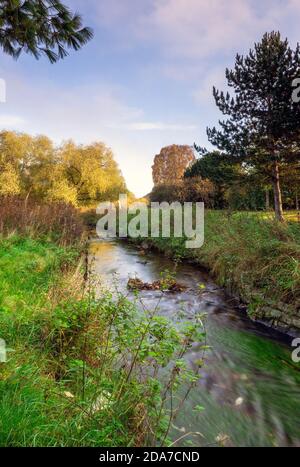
[
  {"x1": 2, "y1": 0, "x2": 300, "y2": 196},
  {"x1": 81, "y1": 0, "x2": 300, "y2": 68},
  {"x1": 0, "y1": 114, "x2": 25, "y2": 127},
  {"x1": 108, "y1": 122, "x2": 197, "y2": 131}
]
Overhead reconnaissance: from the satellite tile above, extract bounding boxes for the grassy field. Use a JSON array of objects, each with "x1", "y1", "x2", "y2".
[{"x1": 283, "y1": 211, "x2": 300, "y2": 223}]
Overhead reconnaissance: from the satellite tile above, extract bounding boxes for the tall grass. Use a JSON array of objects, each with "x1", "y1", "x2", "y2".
[
  {"x1": 201, "y1": 212, "x2": 300, "y2": 306},
  {"x1": 0, "y1": 196, "x2": 84, "y2": 245}
]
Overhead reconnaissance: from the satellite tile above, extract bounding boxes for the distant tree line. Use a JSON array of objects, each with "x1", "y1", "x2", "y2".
[{"x1": 185, "y1": 150, "x2": 299, "y2": 211}]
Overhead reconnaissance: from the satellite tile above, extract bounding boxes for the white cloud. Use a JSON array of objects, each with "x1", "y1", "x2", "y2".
[
  {"x1": 138, "y1": 0, "x2": 256, "y2": 59},
  {"x1": 108, "y1": 121, "x2": 197, "y2": 131},
  {"x1": 84, "y1": 0, "x2": 300, "y2": 59},
  {"x1": 0, "y1": 114, "x2": 25, "y2": 127}
]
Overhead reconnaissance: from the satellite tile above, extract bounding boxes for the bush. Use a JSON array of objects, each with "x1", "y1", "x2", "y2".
[{"x1": 150, "y1": 178, "x2": 215, "y2": 206}]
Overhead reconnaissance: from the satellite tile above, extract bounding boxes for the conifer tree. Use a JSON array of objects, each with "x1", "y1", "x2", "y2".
[
  {"x1": 206, "y1": 32, "x2": 300, "y2": 221},
  {"x1": 0, "y1": 0, "x2": 93, "y2": 63}
]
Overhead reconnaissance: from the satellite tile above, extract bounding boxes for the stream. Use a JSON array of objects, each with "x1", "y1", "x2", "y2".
[{"x1": 90, "y1": 238, "x2": 300, "y2": 447}]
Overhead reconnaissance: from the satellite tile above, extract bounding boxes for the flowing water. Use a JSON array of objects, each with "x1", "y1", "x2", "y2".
[{"x1": 90, "y1": 239, "x2": 300, "y2": 447}]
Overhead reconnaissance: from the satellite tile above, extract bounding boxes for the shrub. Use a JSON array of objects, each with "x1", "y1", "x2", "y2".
[{"x1": 149, "y1": 178, "x2": 215, "y2": 206}]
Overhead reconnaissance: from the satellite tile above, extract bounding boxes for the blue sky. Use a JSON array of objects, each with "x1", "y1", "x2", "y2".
[{"x1": 0, "y1": 0, "x2": 299, "y2": 196}]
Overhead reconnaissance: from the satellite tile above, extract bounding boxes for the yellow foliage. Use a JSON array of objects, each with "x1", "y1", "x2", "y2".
[
  {"x1": 46, "y1": 179, "x2": 78, "y2": 206},
  {"x1": 0, "y1": 163, "x2": 21, "y2": 195},
  {"x1": 0, "y1": 131, "x2": 127, "y2": 206}
]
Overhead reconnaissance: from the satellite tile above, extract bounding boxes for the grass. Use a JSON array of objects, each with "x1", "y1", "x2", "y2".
[
  {"x1": 0, "y1": 234, "x2": 205, "y2": 447},
  {"x1": 283, "y1": 211, "x2": 300, "y2": 223}
]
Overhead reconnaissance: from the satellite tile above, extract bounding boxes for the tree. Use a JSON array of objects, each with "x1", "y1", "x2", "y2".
[
  {"x1": 281, "y1": 161, "x2": 300, "y2": 210},
  {"x1": 152, "y1": 145, "x2": 195, "y2": 186},
  {"x1": 0, "y1": 0, "x2": 93, "y2": 63},
  {"x1": 46, "y1": 176, "x2": 78, "y2": 205},
  {"x1": 59, "y1": 141, "x2": 127, "y2": 204},
  {"x1": 0, "y1": 131, "x2": 127, "y2": 206},
  {"x1": 0, "y1": 162, "x2": 21, "y2": 195},
  {"x1": 205, "y1": 32, "x2": 300, "y2": 222},
  {"x1": 185, "y1": 150, "x2": 240, "y2": 208},
  {"x1": 149, "y1": 178, "x2": 215, "y2": 205}
]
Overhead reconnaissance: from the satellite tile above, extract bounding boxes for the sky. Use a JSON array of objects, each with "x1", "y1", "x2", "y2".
[{"x1": 0, "y1": 0, "x2": 299, "y2": 196}]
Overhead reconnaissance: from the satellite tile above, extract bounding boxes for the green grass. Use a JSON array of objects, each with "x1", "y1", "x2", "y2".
[
  {"x1": 0, "y1": 236, "x2": 82, "y2": 446},
  {"x1": 0, "y1": 234, "x2": 203, "y2": 447}
]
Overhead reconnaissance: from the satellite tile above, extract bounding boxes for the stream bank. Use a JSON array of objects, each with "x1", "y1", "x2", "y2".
[
  {"x1": 90, "y1": 238, "x2": 300, "y2": 447},
  {"x1": 124, "y1": 211, "x2": 300, "y2": 336}
]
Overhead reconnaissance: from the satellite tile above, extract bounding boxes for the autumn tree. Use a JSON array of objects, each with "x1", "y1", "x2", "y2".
[
  {"x1": 0, "y1": 131, "x2": 32, "y2": 191},
  {"x1": 0, "y1": 162, "x2": 21, "y2": 195},
  {"x1": 152, "y1": 145, "x2": 195, "y2": 186},
  {"x1": 0, "y1": 131, "x2": 127, "y2": 206},
  {"x1": 59, "y1": 141, "x2": 127, "y2": 204},
  {"x1": 149, "y1": 178, "x2": 214, "y2": 206},
  {"x1": 205, "y1": 32, "x2": 300, "y2": 222},
  {"x1": 0, "y1": 0, "x2": 93, "y2": 63}
]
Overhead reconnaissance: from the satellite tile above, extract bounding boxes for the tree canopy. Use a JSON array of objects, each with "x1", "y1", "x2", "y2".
[
  {"x1": 185, "y1": 150, "x2": 241, "y2": 208},
  {"x1": 0, "y1": 131, "x2": 127, "y2": 205},
  {"x1": 0, "y1": 0, "x2": 93, "y2": 63},
  {"x1": 152, "y1": 145, "x2": 195, "y2": 186}
]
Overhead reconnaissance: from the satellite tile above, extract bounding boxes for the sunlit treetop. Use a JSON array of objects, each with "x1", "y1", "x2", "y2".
[{"x1": 0, "y1": 0, "x2": 93, "y2": 63}]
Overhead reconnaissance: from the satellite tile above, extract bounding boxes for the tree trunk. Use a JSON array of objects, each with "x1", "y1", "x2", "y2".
[
  {"x1": 296, "y1": 192, "x2": 299, "y2": 211},
  {"x1": 272, "y1": 161, "x2": 285, "y2": 222}
]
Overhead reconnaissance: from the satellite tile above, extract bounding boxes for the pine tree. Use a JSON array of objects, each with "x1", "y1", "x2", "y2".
[
  {"x1": 0, "y1": 0, "x2": 93, "y2": 63},
  {"x1": 206, "y1": 32, "x2": 300, "y2": 222}
]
